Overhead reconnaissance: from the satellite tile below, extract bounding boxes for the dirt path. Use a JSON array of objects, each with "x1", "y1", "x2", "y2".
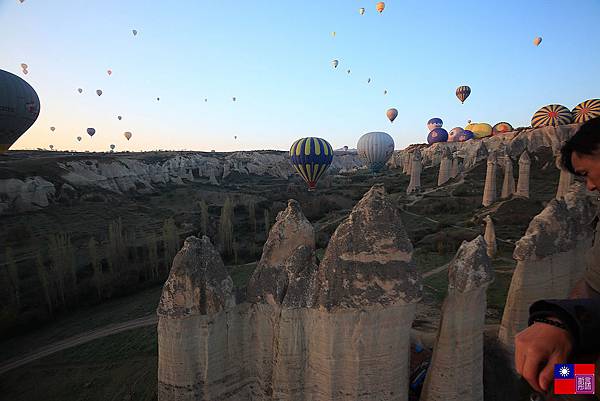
[{"x1": 0, "y1": 314, "x2": 158, "y2": 376}]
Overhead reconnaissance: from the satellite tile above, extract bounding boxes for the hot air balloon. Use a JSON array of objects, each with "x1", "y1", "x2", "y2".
[
  {"x1": 357, "y1": 132, "x2": 395, "y2": 173},
  {"x1": 132, "y1": 29, "x2": 138, "y2": 36},
  {"x1": 20, "y1": 63, "x2": 28, "y2": 70},
  {"x1": 367, "y1": 78, "x2": 371, "y2": 83},
  {"x1": 124, "y1": 131, "x2": 132, "y2": 140},
  {"x1": 531, "y1": 104, "x2": 573, "y2": 128},
  {"x1": 50, "y1": 126, "x2": 55, "y2": 132},
  {"x1": 492, "y1": 122, "x2": 514, "y2": 135},
  {"x1": 22, "y1": 69, "x2": 28, "y2": 75},
  {"x1": 107, "y1": 69, "x2": 112, "y2": 76},
  {"x1": 234, "y1": 135, "x2": 237, "y2": 139},
  {"x1": 290, "y1": 137, "x2": 334, "y2": 190},
  {"x1": 572, "y1": 99, "x2": 600, "y2": 123},
  {"x1": 456, "y1": 130, "x2": 474, "y2": 142},
  {"x1": 96, "y1": 89, "x2": 103, "y2": 96},
  {"x1": 359, "y1": 7, "x2": 365, "y2": 15},
  {"x1": 386, "y1": 108, "x2": 398, "y2": 123},
  {"x1": 376, "y1": 2, "x2": 385, "y2": 13},
  {"x1": 204, "y1": 98, "x2": 208, "y2": 102},
  {"x1": 110, "y1": 144, "x2": 116, "y2": 150},
  {"x1": 87, "y1": 128, "x2": 96, "y2": 137},
  {"x1": 427, "y1": 118, "x2": 443, "y2": 131},
  {"x1": 427, "y1": 128, "x2": 448, "y2": 144},
  {"x1": 77, "y1": 88, "x2": 83, "y2": 93},
  {"x1": 156, "y1": 97, "x2": 160, "y2": 101},
  {"x1": 77, "y1": 136, "x2": 82, "y2": 142},
  {"x1": 117, "y1": 115, "x2": 122, "y2": 120},
  {"x1": 332, "y1": 59, "x2": 339, "y2": 69},
  {"x1": 49, "y1": 144, "x2": 54, "y2": 150},
  {"x1": 332, "y1": 31, "x2": 336, "y2": 38},
  {"x1": 347, "y1": 69, "x2": 351, "y2": 74},
  {"x1": 456, "y1": 85, "x2": 471, "y2": 103},
  {"x1": 384, "y1": 90, "x2": 387, "y2": 95},
  {"x1": 232, "y1": 97, "x2": 236, "y2": 101},
  {"x1": 465, "y1": 123, "x2": 493, "y2": 139},
  {"x1": 533, "y1": 37, "x2": 542, "y2": 46},
  {"x1": 448, "y1": 127, "x2": 465, "y2": 142}
]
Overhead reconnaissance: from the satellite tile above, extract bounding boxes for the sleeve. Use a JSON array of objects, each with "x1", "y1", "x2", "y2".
[{"x1": 528, "y1": 298, "x2": 600, "y2": 355}]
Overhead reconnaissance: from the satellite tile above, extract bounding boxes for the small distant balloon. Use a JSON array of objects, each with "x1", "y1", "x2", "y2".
[
  {"x1": 232, "y1": 97, "x2": 236, "y2": 101},
  {"x1": 124, "y1": 131, "x2": 132, "y2": 140},
  {"x1": 132, "y1": 29, "x2": 138, "y2": 36},
  {"x1": 18, "y1": 0, "x2": 26, "y2": 3},
  {"x1": 331, "y1": 31, "x2": 336, "y2": 38},
  {"x1": 359, "y1": 7, "x2": 365, "y2": 15},
  {"x1": 117, "y1": 115, "x2": 122, "y2": 120},
  {"x1": 50, "y1": 126, "x2": 55, "y2": 132},
  {"x1": 347, "y1": 69, "x2": 351, "y2": 74},
  {"x1": 107, "y1": 69, "x2": 112, "y2": 76},
  {"x1": 87, "y1": 128, "x2": 96, "y2": 137},
  {"x1": 22, "y1": 69, "x2": 28, "y2": 75},
  {"x1": 427, "y1": 118, "x2": 443, "y2": 131},
  {"x1": 204, "y1": 98, "x2": 208, "y2": 102},
  {"x1": 332, "y1": 59, "x2": 339, "y2": 69},
  {"x1": 96, "y1": 89, "x2": 103, "y2": 96},
  {"x1": 110, "y1": 144, "x2": 116, "y2": 150},
  {"x1": 234, "y1": 135, "x2": 237, "y2": 139},
  {"x1": 386, "y1": 108, "x2": 398, "y2": 123},
  {"x1": 49, "y1": 145, "x2": 54, "y2": 150},
  {"x1": 384, "y1": 89, "x2": 387, "y2": 95},
  {"x1": 20, "y1": 63, "x2": 28, "y2": 70},
  {"x1": 456, "y1": 85, "x2": 471, "y2": 103},
  {"x1": 156, "y1": 97, "x2": 160, "y2": 101},
  {"x1": 77, "y1": 136, "x2": 82, "y2": 142},
  {"x1": 77, "y1": 88, "x2": 83, "y2": 93},
  {"x1": 367, "y1": 78, "x2": 371, "y2": 83},
  {"x1": 533, "y1": 37, "x2": 542, "y2": 46},
  {"x1": 376, "y1": 2, "x2": 385, "y2": 13}
]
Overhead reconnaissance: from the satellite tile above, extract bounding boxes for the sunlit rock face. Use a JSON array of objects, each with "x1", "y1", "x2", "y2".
[
  {"x1": 420, "y1": 236, "x2": 493, "y2": 401},
  {"x1": 158, "y1": 185, "x2": 423, "y2": 401},
  {"x1": 499, "y1": 182, "x2": 597, "y2": 355}
]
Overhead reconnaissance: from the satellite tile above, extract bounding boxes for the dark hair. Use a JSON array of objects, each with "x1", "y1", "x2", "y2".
[{"x1": 560, "y1": 117, "x2": 600, "y2": 175}]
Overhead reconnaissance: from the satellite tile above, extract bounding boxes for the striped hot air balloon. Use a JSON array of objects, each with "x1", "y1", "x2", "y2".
[
  {"x1": 456, "y1": 85, "x2": 471, "y2": 103},
  {"x1": 357, "y1": 131, "x2": 395, "y2": 173},
  {"x1": 492, "y1": 122, "x2": 514, "y2": 135},
  {"x1": 289, "y1": 137, "x2": 334, "y2": 191},
  {"x1": 572, "y1": 99, "x2": 600, "y2": 123},
  {"x1": 531, "y1": 104, "x2": 573, "y2": 128}
]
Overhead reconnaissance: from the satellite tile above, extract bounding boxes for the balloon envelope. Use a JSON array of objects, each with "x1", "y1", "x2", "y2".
[
  {"x1": 448, "y1": 127, "x2": 465, "y2": 142},
  {"x1": 20, "y1": 63, "x2": 28, "y2": 70},
  {"x1": 465, "y1": 123, "x2": 493, "y2": 139},
  {"x1": 50, "y1": 126, "x2": 55, "y2": 132},
  {"x1": 531, "y1": 104, "x2": 572, "y2": 128},
  {"x1": 331, "y1": 59, "x2": 338, "y2": 68},
  {"x1": 359, "y1": 7, "x2": 365, "y2": 15},
  {"x1": 96, "y1": 89, "x2": 102, "y2": 96},
  {"x1": 572, "y1": 99, "x2": 600, "y2": 123},
  {"x1": 49, "y1": 145, "x2": 53, "y2": 150},
  {"x1": 357, "y1": 131, "x2": 395, "y2": 173},
  {"x1": 0, "y1": 70, "x2": 41, "y2": 152},
  {"x1": 427, "y1": 128, "x2": 449, "y2": 144},
  {"x1": 386, "y1": 108, "x2": 398, "y2": 122},
  {"x1": 427, "y1": 118, "x2": 443, "y2": 131},
  {"x1": 492, "y1": 122, "x2": 514, "y2": 135},
  {"x1": 376, "y1": 2, "x2": 385, "y2": 13},
  {"x1": 77, "y1": 136, "x2": 82, "y2": 141},
  {"x1": 132, "y1": 29, "x2": 138, "y2": 36},
  {"x1": 87, "y1": 128, "x2": 96, "y2": 137},
  {"x1": 456, "y1": 130, "x2": 474, "y2": 142},
  {"x1": 107, "y1": 69, "x2": 112, "y2": 76},
  {"x1": 110, "y1": 144, "x2": 115, "y2": 150},
  {"x1": 77, "y1": 88, "x2": 83, "y2": 93},
  {"x1": 289, "y1": 137, "x2": 334, "y2": 190},
  {"x1": 456, "y1": 85, "x2": 471, "y2": 103},
  {"x1": 117, "y1": 115, "x2": 122, "y2": 120},
  {"x1": 124, "y1": 131, "x2": 132, "y2": 140},
  {"x1": 534, "y1": 37, "x2": 542, "y2": 46}
]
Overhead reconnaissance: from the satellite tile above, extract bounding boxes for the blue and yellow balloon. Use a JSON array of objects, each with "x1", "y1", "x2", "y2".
[{"x1": 290, "y1": 137, "x2": 334, "y2": 191}]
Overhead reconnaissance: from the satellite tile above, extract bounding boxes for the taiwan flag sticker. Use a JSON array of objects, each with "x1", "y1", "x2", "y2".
[{"x1": 554, "y1": 364, "x2": 595, "y2": 395}]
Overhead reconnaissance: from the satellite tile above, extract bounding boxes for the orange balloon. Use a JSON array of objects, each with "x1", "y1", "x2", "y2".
[{"x1": 376, "y1": 2, "x2": 385, "y2": 13}]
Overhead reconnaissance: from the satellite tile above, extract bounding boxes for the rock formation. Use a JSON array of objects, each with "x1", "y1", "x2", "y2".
[
  {"x1": 208, "y1": 168, "x2": 219, "y2": 185},
  {"x1": 158, "y1": 185, "x2": 422, "y2": 401},
  {"x1": 500, "y1": 156, "x2": 515, "y2": 199},
  {"x1": 515, "y1": 151, "x2": 530, "y2": 198},
  {"x1": 420, "y1": 236, "x2": 493, "y2": 401},
  {"x1": 556, "y1": 156, "x2": 574, "y2": 200},
  {"x1": 482, "y1": 152, "x2": 498, "y2": 207},
  {"x1": 407, "y1": 149, "x2": 422, "y2": 194},
  {"x1": 406, "y1": 151, "x2": 414, "y2": 176},
  {"x1": 483, "y1": 215, "x2": 497, "y2": 259},
  {"x1": 498, "y1": 183, "x2": 597, "y2": 355},
  {"x1": 437, "y1": 148, "x2": 452, "y2": 186},
  {"x1": 450, "y1": 156, "x2": 460, "y2": 179}
]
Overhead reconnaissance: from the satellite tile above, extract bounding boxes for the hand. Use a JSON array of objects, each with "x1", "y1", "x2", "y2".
[{"x1": 514, "y1": 320, "x2": 573, "y2": 393}]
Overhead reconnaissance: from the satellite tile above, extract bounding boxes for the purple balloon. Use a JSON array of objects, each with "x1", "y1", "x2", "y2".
[{"x1": 427, "y1": 128, "x2": 448, "y2": 144}]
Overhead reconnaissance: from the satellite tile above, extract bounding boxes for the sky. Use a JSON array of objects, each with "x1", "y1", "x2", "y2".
[{"x1": 1, "y1": 0, "x2": 600, "y2": 152}]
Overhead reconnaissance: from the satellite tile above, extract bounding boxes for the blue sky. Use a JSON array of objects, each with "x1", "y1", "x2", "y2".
[{"x1": 1, "y1": 0, "x2": 599, "y2": 152}]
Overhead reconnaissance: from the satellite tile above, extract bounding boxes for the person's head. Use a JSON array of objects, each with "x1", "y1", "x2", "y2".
[{"x1": 561, "y1": 117, "x2": 600, "y2": 192}]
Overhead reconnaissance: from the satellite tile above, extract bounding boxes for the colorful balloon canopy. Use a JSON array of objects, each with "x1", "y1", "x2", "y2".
[
  {"x1": 96, "y1": 89, "x2": 103, "y2": 96},
  {"x1": 124, "y1": 131, "x2": 132, "y2": 140},
  {"x1": 533, "y1": 37, "x2": 542, "y2": 46},
  {"x1": 492, "y1": 122, "x2": 514, "y2": 135},
  {"x1": 531, "y1": 104, "x2": 573, "y2": 128},
  {"x1": 0, "y1": 70, "x2": 41, "y2": 152},
  {"x1": 448, "y1": 127, "x2": 465, "y2": 142},
  {"x1": 456, "y1": 86, "x2": 471, "y2": 103},
  {"x1": 427, "y1": 118, "x2": 443, "y2": 131},
  {"x1": 386, "y1": 108, "x2": 398, "y2": 123},
  {"x1": 465, "y1": 123, "x2": 492, "y2": 139},
  {"x1": 427, "y1": 128, "x2": 448, "y2": 144},
  {"x1": 572, "y1": 99, "x2": 600, "y2": 123},
  {"x1": 460, "y1": 130, "x2": 475, "y2": 141},
  {"x1": 357, "y1": 132, "x2": 395, "y2": 173},
  {"x1": 87, "y1": 128, "x2": 96, "y2": 137},
  {"x1": 376, "y1": 2, "x2": 385, "y2": 13},
  {"x1": 289, "y1": 137, "x2": 334, "y2": 191},
  {"x1": 331, "y1": 59, "x2": 339, "y2": 69}
]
